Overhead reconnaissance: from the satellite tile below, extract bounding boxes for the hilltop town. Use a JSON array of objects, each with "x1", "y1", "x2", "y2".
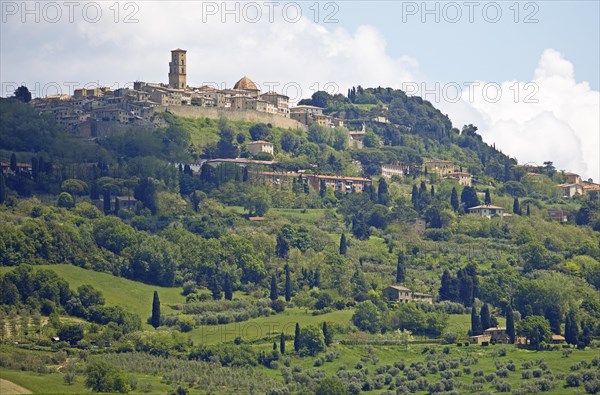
[{"x1": 31, "y1": 49, "x2": 346, "y2": 133}]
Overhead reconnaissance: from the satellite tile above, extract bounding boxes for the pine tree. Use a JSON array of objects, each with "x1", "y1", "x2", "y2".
[
  {"x1": 396, "y1": 252, "x2": 406, "y2": 283},
  {"x1": 450, "y1": 187, "x2": 459, "y2": 212},
  {"x1": 506, "y1": 305, "x2": 515, "y2": 343},
  {"x1": 339, "y1": 233, "x2": 347, "y2": 256},
  {"x1": 480, "y1": 304, "x2": 491, "y2": 330},
  {"x1": 484, "y1": 189, "x2": 491, "y2": 205},
  {"x1": 513, "y1": 198, "x2": 521, "y2": 215},
  {"x1": 294, "y1": 323, "x2": 300, "y2": 352},
  {"x1": 285, "y1": 264, "x2": 291, "y2": 302},
  {"x1": 270, "y1": 274, "x2": 277, "y2": 301},
  {"x1": 151, "y1": 291, "x2": 160, "y2": 329},
  {"x1": 471, "y1": 306, "x2": 482, "y2": 336},
  {"x1": 280, "y1": 332, "x2": 285, "y2": 354},
  {"x1": 224, "y1": 275, "x2": 233, "y2": 301},
  {"x1": 323, "y1": 322, "x2": 332, "y2": 346}
]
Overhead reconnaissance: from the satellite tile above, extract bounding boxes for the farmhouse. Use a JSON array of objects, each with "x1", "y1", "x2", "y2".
[
  {"x1": 467, "y1": 205, "x2": 505, "y2": 218},
  {"x1": 383, "y1": 285, "x2": 433, "y2": 304},
  {"x1": 247, "y1": 140, "x2": 274, "y2": 156}
]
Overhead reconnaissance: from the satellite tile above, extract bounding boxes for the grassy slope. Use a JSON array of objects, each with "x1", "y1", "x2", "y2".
[
  {"x1": 0, "y1": 265, "x2": 186, "y2": 325},
  {"x1": 188, "y1": 308, "x2": 354, "y2": 345}
]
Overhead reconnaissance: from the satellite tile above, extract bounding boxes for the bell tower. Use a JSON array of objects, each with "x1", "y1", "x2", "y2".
[{"x1": 168, "y1": 48, "x2": 187, "y2": 89}]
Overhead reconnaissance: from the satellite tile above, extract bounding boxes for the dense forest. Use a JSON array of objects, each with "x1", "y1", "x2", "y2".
[{"x1": 0, "y1": 87, "x2": 599, "y2": 394}]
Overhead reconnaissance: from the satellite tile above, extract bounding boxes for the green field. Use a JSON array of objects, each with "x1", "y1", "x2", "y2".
[
  {"x1": 188, "y1": 307, "x2": 354, "y2": 345},
  {"x1": 0, "y1": 265, "x2": 186, "y2": 326}
]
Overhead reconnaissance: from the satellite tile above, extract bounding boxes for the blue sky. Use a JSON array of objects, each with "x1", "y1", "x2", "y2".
[{"x1": 327, "y1": 1, "x2": 599, "y2": 89}]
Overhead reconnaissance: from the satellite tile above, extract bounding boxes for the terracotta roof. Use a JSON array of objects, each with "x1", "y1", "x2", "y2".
[
  {"x1": 484, "y1": 327, "x2": 506, "y2": 332},
  {"x1": 387, "y1": 285, "x2": 412, "y2": 292},
  {"x1": 468, "y1": 205, "x2": 505, "y2": 210},
  {"x1": 248, "y1": 140, "x2": 273, "y2": 145},
  {"x1": 315, "y1": 174, "x2": 371, "y2": 182},
  {"x1": 171, "y1": 48, "x2": 187, "y2": 52},
  {"x1": 233, "y1": 76, "x2": 259, "y2": 91},
  {"x1": 551, "y1": 335, "x2": 565, "y2": 341}
]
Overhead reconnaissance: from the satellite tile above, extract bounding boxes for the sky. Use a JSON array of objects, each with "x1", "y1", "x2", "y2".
[{"x1": 1, "y1": 0, "x2": 599, "y2": 180}]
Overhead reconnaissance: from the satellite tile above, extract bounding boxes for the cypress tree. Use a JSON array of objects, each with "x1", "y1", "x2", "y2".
[
  {"x1": 151, "y1": 291, "x2": 160, "y2": 329},
  {"x1": 103, "y1": 190, "x2": 111, "y2": 214},
  {"x1": 339, "y1": 233, "x2": 347, "y2": 256},
  {"x1": 114, "y1": 197, "x2": 120, "y2": 215},
  {"x1": 224, "y1": 275, "x2": 233, "y2": 301},
  {"x1": 323, "y1": 322, "x2": 332, "y2": 346},
  {"x1": 285, "y1": 264, "x2": 291, "y2": 302},
  {"x1": 471, "y1": 306, "x2": 482, "y2": 336},
  {"x1": 294, "y1": 323, "x2": 300, "y2": 352},
  {"x1": 411, "y1": 185, "x2": 419, "y2": 208},
  {"x1": 450, "y1": 187, "x2": 459, "y2": 212},
  {"x1": 480, "y1": 304, "x2": 491, "y2": 330},
  {"x1": 9, "y1": 153, "x2": 17, "y2": 172},
  {"x1": 280, "y1": 332, "x2": 285, "y2": 354},
  {"x1": 396, "y1": 252, "x2": 406, "y2": 283},
  {"x1": 273, "y1": 341, "x2": 277, "y2": 351},
  {"x1": 270, "y1": 274, "x2": 277, "y2": 301},
  {"x1": 378, "y1": 177, "x2": 390, "y2": 205},
  {"x1": 565, "y1": 311, "x2": 579, "y2": 345},
  {"x1": 506, "y1": 305, "x2": 515, "y2": 343},
  {"x1": 526, "y1": 204, "x2": 531, "y2": 216},
  {"x1": 0, "y1": 174, "x2": 6, "y2": 204},
  {"x1": 544, "y1": 305, "x2": 561, "y2": 334},
  {"x1": 513, "y1": 198, "x2": 521, "y2": 215},
  {"x1": 439, "y1": 269, "x2": 455, "y2": 301},
  {"x1": 31, "y1": 157, "x2": 39, "y2": 182},
  {"x1": 484, "y1": 189, "x2": 491, "y2": 205}
]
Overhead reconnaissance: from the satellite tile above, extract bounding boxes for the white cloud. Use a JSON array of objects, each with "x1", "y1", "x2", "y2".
[
  {"x1": 1, "y1": 4, "x2": 597, "y2": 180},
  {"x1": 440, "y1": 49, "x2": 599, "y2": 181}
]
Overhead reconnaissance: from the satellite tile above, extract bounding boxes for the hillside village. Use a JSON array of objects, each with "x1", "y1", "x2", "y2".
[
  {"x1": 25, "y1": 48, "x2": 600, "y2": 215},
  {"x1": 1, "y1": 49, "x2": 600, "y2": 395}
]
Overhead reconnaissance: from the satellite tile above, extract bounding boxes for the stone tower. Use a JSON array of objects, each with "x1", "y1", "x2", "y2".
[{"x1": 168, "y1": 48, "x2": 187, "y2": 89}]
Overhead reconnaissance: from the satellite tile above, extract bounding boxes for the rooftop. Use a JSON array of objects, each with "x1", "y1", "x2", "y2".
[{"x1": 233, "y1": 76, "x2": 259, "y2": 91}]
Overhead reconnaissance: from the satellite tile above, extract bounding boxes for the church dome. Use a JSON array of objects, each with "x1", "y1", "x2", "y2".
[{"x1": 233, "y1": 76, "x2": 259, "y2": 91}]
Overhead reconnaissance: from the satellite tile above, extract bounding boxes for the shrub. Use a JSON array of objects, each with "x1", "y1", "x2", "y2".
[
  {"x1": 495, "y1": 380, "x2": 511, "y2": 392},
  {"x1": 522, "y1": 371, "x2": 532, "y2": 379},
  {"x1": 84, "y1": 361, "x2": 129, "y2": 393},
  {"x1": 533, "y1": 369, "x2": 543, "y2": 378},
  {"x1": 567, "y1": 373, "x2": 583, "y2": 387},
  {"x1": 314, "y1": 358, "x2": 324, "y2": 367},
  {"x1": 442, "y1": 332, "x2": 458, "y2": 344},
  {"x1": 584, "y1": 380, "x2": 600, "y2": 394},
  {"x1": 271, "y1": 299, "x2": 286, "y2": 313}
]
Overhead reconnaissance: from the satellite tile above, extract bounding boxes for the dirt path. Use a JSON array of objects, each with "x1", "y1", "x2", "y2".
[{"x1": 0, "y1": 379, "x2": 32, "y2": 394}]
